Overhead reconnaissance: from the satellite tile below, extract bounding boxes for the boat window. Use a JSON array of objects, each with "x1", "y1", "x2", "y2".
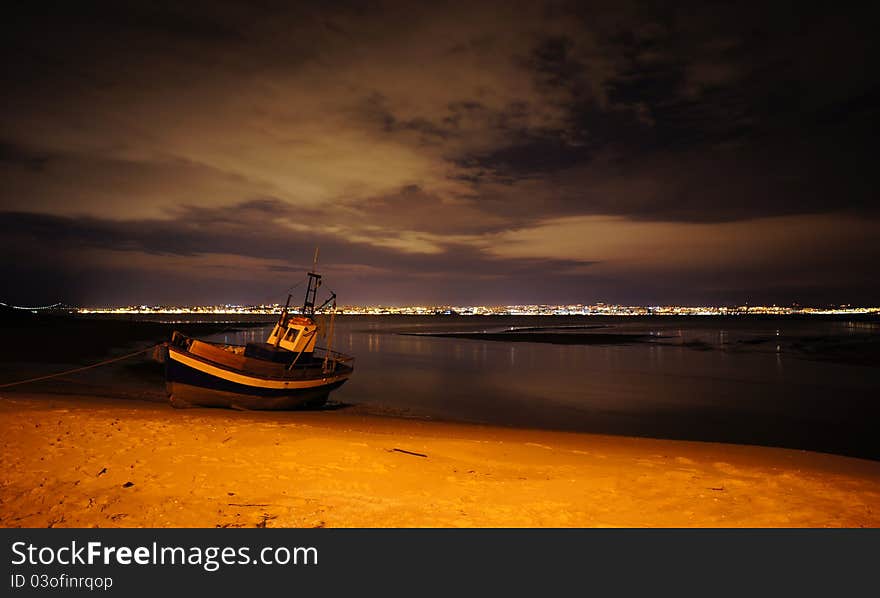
[{"x1": 284, "y1": 328, "x2": 299, "y2": 342}]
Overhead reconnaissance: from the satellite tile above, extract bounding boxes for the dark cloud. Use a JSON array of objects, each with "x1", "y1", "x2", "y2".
[
  {"x1": 0, "y1": 205, "x2": 597, "y2": 305},
  {"x1": 0, "y1": 1, "x2": 878, "y2": 305},
  {"x1": 0, "y1": 142, "x2": 50, "y2": 171}
]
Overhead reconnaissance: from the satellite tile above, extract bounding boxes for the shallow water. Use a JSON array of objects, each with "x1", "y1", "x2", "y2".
[{"x1": 202, "y1": 315, "x2": 880, "y2": 460}]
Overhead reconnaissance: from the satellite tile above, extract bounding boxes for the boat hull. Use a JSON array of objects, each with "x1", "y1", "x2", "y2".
[
  {"x1": 166, "y1": 380, "x2": 346, "y2": 410},
  {"x1": 165, "y1": 345, "x2": 351, "y2": 410}
]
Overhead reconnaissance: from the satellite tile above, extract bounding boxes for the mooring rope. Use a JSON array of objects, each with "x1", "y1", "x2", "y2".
[{"x1": 0, "y1": 344, "x2": 162, "y2": 389}]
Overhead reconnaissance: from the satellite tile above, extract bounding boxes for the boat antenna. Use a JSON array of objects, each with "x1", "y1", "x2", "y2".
[{"x1": 274, "y1": 292, "x2": 292, "y2": 348}]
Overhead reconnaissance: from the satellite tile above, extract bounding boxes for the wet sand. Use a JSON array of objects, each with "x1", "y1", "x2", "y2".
[{"x1": 1, "y1": 394, "x2": 878, "y2": 528}]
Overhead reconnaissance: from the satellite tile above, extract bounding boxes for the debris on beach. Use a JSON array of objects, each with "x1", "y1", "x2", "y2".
[{"x1": 389, "y1": 448, "x2": 428, "y2": 458}]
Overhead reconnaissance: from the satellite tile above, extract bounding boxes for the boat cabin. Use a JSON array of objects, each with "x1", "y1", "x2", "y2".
[
  {"x1": 240, "y1": 270, "x2": 330, "y2": 366},
  {"x1": 266, "y1": 316, "x2": 319, "y2": 354}
]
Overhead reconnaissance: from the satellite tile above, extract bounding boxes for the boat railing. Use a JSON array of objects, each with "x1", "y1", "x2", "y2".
[
  {"x1": 170, "y1": 331, "x2": 352, "y2": 379},
  {"x1": 313, "y1": 347, "x2": 355, "y2": 364}
]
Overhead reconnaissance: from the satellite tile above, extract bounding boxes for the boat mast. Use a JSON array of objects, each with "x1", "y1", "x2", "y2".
[
  {"x1": 322, "y1": 293, "x2": 338, "y2": 374},
  {"x1": 302, "y1": 247, "x2": 322, "y2": 317}
]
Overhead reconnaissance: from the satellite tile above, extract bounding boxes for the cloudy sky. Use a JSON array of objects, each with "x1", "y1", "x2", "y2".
[{"x1": 2, "y1": 1, "x2": 877, "y2": 306}]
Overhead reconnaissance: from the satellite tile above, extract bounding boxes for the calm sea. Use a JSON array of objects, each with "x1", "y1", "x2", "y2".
[{"x1": 201, "y1": 315, "x2": 880, "y2": 460}]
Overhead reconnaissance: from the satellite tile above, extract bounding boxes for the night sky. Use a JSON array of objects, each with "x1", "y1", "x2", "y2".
[{"x1": 2, "y1": 2, "x2": 878, "y2": 306}]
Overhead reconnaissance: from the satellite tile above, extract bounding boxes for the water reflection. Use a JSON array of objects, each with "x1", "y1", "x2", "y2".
[{"x1": 205, "y1": 315, "x2": 879, "y2": 459}]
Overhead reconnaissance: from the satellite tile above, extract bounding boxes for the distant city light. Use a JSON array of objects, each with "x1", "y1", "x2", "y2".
[{"x1": 72, "y1": 303, "x2": 880, "y2": 316}]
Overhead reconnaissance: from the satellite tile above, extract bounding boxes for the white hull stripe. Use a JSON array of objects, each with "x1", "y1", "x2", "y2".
[{"x1": 168, "y1": 347, "x2": 350, "y2": 390}]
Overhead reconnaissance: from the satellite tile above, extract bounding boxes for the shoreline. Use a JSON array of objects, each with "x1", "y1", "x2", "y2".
[
  {"x1": 6, "y1": 384, "x2": 879, "y2": 462},
  {"x1": 2, "y1": 393, "x2": 878, "y2": 528}
]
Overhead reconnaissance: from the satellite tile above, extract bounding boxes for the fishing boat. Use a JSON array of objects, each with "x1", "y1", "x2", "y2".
[{"x1": 163, "y1": 268, "x2": 354, "y2": 410}]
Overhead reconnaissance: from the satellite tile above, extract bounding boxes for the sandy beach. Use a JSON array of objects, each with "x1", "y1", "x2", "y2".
[{"x1": 1, "y1": 393, "x2": 878, "y2": 528}]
